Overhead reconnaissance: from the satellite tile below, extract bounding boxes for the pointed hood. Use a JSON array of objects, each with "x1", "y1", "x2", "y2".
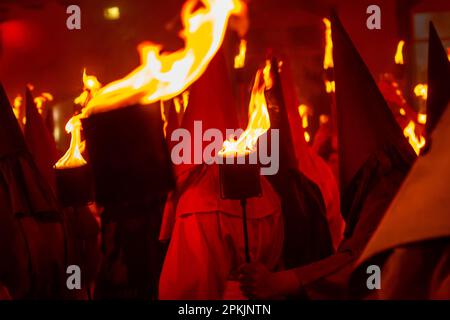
[
  {"x1": 331, "y1": 13, "x2": 415, "y2": 196},
  {"x1": 0, "y1": 83, "x2": 27, "y2": 158},
  {"x1": 357, "y1": 102, "x2": 450, "y2": 266},
  {"x1": 277, "y1": 57, "x2": 344, "y2": 248},
  {"x1": 24, "y1": 87, "x2": 58, "y2": 190},
  {"x1": 425, "y1": 22, "x2": 450, "y2": 138},
  {"x1": 160, "y1": 52, "x2": 280, "y2": 241},
  {"x1": 180, "y1": 50, "x2": 239, "y2": 144}
]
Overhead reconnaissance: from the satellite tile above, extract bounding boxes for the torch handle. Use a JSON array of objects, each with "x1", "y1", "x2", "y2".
[{"x1": 240, "y1": 198, "x2": 251, "y2": 263}]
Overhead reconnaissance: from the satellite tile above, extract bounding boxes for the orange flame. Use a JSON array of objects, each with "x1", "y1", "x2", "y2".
[
  {"x1": 417, "y1": 113, "x2": 427, "y2": 125},
  {"x1": 55, "y1": 71, "x2": 100, "y2": 169},
  {"x1": 323, "y1": 18, "x2": 333, "y2": 70},
  {"x1": 34, "y1": 92, "x2": 53, "y2": 115},
  {"x1": 298, "y1": 104, "x2": 311, "y2": 142},
  {"x1": 74, "y1": 69, "x2": 102, "y2": 106},
  {"x1": 82, "y1": 0, "x2": 244, "y2": 117},
  {"x1": 219, "y1": 68, "x2": 270, "y2": 156},
  {"x1": 13, "y1": 95, "x2": 23, "y2": 120},
  {"x1": 414, "y1": 83, "x2": 428, "y2": 100},
  {"x1": 234, "y1": 39, "x2": 247, "y2": 69},
  {"x1": 395, "y1": 40, "x2": 405, "y2": 65},
  {"x1": 54, "y1": 117, "x2": 87, "y2": 169},
  {"x1": 325, "y1": 80, "x2": 335, "y2": 93},
  {"x1": 403, "y1": 120, "x2": 425, "y2": 155}
]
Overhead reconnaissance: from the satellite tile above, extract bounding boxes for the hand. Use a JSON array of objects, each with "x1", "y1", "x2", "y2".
[{"x1": 238, "y1": 262, "x2": 278, "y2": 299}]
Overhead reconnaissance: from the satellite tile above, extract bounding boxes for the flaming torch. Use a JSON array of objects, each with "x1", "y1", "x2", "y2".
[
  {"x1": 394, "y1": 40, "x2": 406, "y2": 78},
  {"x1": 78, "y1": 0, "x2": 244, "y2": 205},
  {"x1": 218, "y1": 68, "x2": 270, "y2": 262},
  {"x1": 323, "y1": 18, "x2": 335, "y2": 94},
  {"x1": 53, "y1": 70, "x2": 100, "y2": 207}
]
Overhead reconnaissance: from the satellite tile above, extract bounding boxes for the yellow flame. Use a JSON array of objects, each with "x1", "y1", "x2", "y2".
[
  {"x1": 403, "y1": 120, "x2": 425, "y2": 155},
  {"x1": 414, "y1": 83, "x2": 428, "y2": 100},
  {"x1": 263, "y1": 60, "x2": 273, "y2": 90},
  {"x1": 55, "y1": 71, "x2": 100, "y2": 169},
  {"x1": 74, "y1": 69, "x2": 102, "y2": 106},
  {"x1": 54, "y1": 117, "x2": 87, "y2": 169},
  {"x1": 234, "y1": 39, "x2": 247, "y2": 69},
  {"x1": 399, "y1": 108, "x2": 406, "y2": 116},
  {"x1": 325, "y1": 80, "x2": 335, "y2": 93},
  {"x1": 298, "y1": 104, "x2": 311, "y2": 143},
  {"x1": 304, "y1": 131, "x2": 311, "y2": 143},
  {"x1": 323, "y1": 18, "x2": 333, "y2": 70},
  {"x1": 34, "y1": 92, "x2": 53, "y2": 115},
  {"x1": 13, "y1": 95, "x2": 23, "y2": 120},
  {"x1": 417, "y1": 113, "x2": 427, "y2": 125},
  {"x1": 82, "y1": 0, "x2": 244, "y2": 117},
  {"x1": 219, "y1": 68, "x2": 270, "y2": 156},
  {"x1": 395, "y1": 40, "x2": 405, "y2": 65}
]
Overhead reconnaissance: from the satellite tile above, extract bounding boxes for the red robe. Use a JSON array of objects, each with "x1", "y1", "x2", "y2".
[{"x1": 292, "y1": 147, "x2": 411, "y2": 299}]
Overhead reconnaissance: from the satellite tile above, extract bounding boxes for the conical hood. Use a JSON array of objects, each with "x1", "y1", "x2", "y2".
[
  {"x1": 331, "y1": 13, "x2": 415, "y2": 195},
  {"x1": 357, "y1": 102, "x2": 450, "y2": 266},
  {"x1": 24, "y1": 87, "x2": 58, "y2": 189},
  {"x1": 181, "y1": 50, "x2": 239, "y2": 141},
  {"x1": 0, "y1": 82, "x2": 27, "y2": 158},
  {"x1": 425, "y1": 22, "x2": 450, "y2": 138}
]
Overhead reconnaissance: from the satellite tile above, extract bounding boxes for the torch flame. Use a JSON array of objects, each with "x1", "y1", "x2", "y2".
[
  {"x1": 395, "y1": 40, "x2": 405, "y2": 65},
  {"x1": 54, "y1": 117, "x2": 87, "y2": 169},
  {"x1": 54, "y1": 70, "x2": 101, "y2": 169},
  {"x1": 417, "y1": 113, "x2": 427, "y2": 125},
  {"x1": 74, "y1": 69, "x2": 102, "y2": 106},
  {"x1": 298, "y1": 104, "x2": 311, "y2": 142},
  {"x1": 13, "y1": 95, "x2": 23, "y2": 120},
  {"x1": 323, "y1": 18, "x2": 333, "y2": 70},
  {"x1": 82, "y1": 0, "x2": 244, "y2": 116},
  {"x1": 414, "y1": 83, "x2": 428, "y2": 100},
  {"x1": 234, "y1": 39, "x2": 247, "y2": 69},
  {"x1": 219, "y1": 68, "x2": 270, "y2": 156},
  {"x1": 403, "y1": 120, "x2": 426, "y2": 155},
  {"x1": 34, "y1": 92, "x2": 53, "y2": 115}
]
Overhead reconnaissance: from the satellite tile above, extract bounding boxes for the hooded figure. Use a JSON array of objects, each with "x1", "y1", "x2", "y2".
[
  {"x1": 0, "y1": 82, "x2": 66, "y2": 299},
  {"x1": 276, "y1": 57, "x2": 344, "y2": 250},
  {"x1": 263, "y1": 58, "x2": 334, "y2": 268},
  {"x1": 159, "y1": 52, "x2": 284, "y2": 300},
  {"x1": 238, "y1": 13, "x2": 415, "y2": 300},
  {"x1": 352, "y1": 24, "x2": 450, "y2": 300},
  {"x1": 24, "y1": 87, "x2": 58, "y2": 191}
]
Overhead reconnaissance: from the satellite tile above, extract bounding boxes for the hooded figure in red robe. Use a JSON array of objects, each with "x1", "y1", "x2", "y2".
[
  {"x1": 276, "y1": 57, "x2": 344, "y2": 250},
  {"x1": 24, "y1": 87, "x2": 58, "y2": 191},
  {"x1": 352, "y1": 23, "x2": 450, "y2": 300},
  {"x1": 238, "y1": 13, "x2": 416, "y2": 300},
  {"x1": 159, "y1": 52, "x2": 284, "y2": 300},
  {"x1": 0, "y1": 82, "x2": 66, "y2": 299},
  {"x1": 262, "y1": 58, "x2": 335, "y2": 269}
]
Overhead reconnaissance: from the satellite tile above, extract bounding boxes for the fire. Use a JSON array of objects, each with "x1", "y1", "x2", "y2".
[
  {"x1": 54, "y1": 117, "x2": 87, "y2": 169},
  {"x1": 74, "y1": 69, "x2": 102, "y2": 106},
  {"x1": 417, "y1": 113, "x2": 427, "y2": 125},
  {"x1": 325, "y1": 80, "x2": 335, "y2": 93},
  {"x1": 34, "y1": 92, "x2": 53, "y2": 114},
  {"x1": 54, "y1": 70, "x2": 101, "y2": 169},
  {"x1": 414, "y1": 83, "x2": 428, "y2": 100},
  {"x1": 298, "y1": 104, "x2": 311, "y2": 143},
  {"x1": 219, "y1": 68, "x2": 270, "y2": 156},
  {"x1": 234, "y1": 39, "x2": 247, "y2": 69},
  {"x1": 395, "y1": 40, "x2": 405, "y2": 65},
  {"x1": 323, "y1": 18, "x2": 333, "y2": 70},
  {"x1": 263, "y1": 60, "x2": 273, "y2": 90},
  {"x1": 403, "y1": 120, "x2": 425, "y2": 155},
  {"x1": 82, "y1": 0, "x2": 244, "y2": 116},
  {"x1": 13, "y1": 95, "x2": 23, "y2": 120}
]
